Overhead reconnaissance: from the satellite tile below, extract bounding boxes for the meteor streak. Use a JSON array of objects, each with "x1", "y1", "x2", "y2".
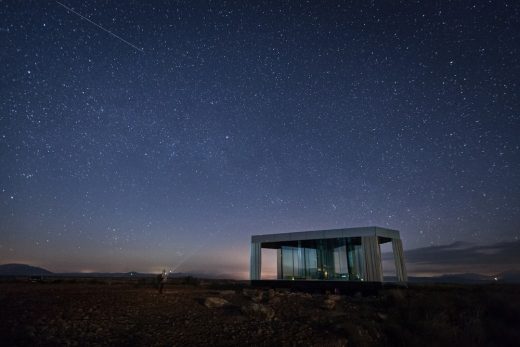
[{"x1": 56, "y1": 1, "x2": 144, "y2": 53}]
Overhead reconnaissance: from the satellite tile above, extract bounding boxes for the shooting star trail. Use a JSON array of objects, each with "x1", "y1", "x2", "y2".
[{"x1": 56, "y1": 1, "x2": 144, "y2": 53}]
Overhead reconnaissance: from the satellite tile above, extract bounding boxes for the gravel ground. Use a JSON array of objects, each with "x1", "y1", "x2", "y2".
[
  {"x1": 1, "y1": 280, "x2": 518, "y2": 346},
  {"x1": 0, "y1": 281, "x2": 349, "y2": 346}
]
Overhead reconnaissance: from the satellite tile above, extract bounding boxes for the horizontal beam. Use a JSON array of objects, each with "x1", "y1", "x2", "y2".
[{"x1": 252, "y1": 226, "x2": 400, "y2": 244}]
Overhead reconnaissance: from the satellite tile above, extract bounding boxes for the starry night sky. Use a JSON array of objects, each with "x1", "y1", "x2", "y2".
[{"x1": 1, "y1": 1, "x2": 519, "y2": 277}]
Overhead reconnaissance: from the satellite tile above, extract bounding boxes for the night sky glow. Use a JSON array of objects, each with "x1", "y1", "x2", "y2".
[{"x1": 1, "y1": 1, "x2": 519, "y2": 277}]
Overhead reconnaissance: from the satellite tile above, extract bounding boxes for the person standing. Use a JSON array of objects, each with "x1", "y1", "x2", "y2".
[{"x1": 158, "y1": 269, "x2": 167, "y2": 294}]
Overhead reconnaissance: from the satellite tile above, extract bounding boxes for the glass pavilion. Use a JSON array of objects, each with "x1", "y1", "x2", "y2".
[{"x1": 250, "y1": 227, "x2": 407, "y2": 283}]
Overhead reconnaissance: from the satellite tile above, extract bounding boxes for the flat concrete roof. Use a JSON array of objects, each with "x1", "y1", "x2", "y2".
[{"x1": 251, "y1": 226, "x2": 400, "y2": 244}]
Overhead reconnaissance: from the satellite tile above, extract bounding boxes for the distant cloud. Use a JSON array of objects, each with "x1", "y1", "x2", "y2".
[{"x1": 383, "y1": 240, "x2": 520, "y2": 276}]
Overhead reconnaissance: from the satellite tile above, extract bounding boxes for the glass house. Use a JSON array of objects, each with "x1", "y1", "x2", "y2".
[{"x1": 250, "y1": 226, "x2": 407, "y2": 283}]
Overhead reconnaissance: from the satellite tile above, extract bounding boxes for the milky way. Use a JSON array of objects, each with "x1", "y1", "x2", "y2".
[{"x1": 1, "y1": 1, "x2": 519, "y2": 275}]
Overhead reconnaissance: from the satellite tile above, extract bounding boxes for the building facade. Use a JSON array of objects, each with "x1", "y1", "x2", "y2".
[{"x1": 250, "y1": 226, "x2": 407, "y2": 283}]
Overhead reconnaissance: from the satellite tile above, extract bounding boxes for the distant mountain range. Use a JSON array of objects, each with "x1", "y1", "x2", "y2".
[
  {"x1": 386, "y1": 271, "x2": 520, "y2": 284},
  {"x1": 0, "y1": 264, "x2": 220, "y2": 279},
  {"x1": 2, "y1": 263, "x2": 520, "y2": 283},
  {"x1": 0, "y1": 263, "x2": 53, "y2": 276}
]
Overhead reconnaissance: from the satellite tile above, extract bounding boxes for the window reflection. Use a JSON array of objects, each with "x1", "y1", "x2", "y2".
[{"x1": 280, "y1": 238, "x2": 365, "y2": 281}]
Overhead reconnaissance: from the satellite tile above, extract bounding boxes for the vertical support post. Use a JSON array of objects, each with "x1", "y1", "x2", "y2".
[
  {"x1": 250, "y1": 241, "x2": 261, "y2": 280},
  {"x1": 361, "y1": 236, "x2": 383, "y2": 282},
  {"x1": 277, "y1": 248, "x2": 282, "y2": 279},
  {"x1": 392, "y1": 238, "x2": 408, "y2": 282}
]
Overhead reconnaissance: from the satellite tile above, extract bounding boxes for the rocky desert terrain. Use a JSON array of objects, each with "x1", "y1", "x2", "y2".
[{"x1": 0, "y1": 278, "x2": 518, "y2": 346}]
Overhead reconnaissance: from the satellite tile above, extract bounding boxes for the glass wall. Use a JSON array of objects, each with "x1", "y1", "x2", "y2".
[{"x1": 280, "y1": 237, "x2": 365, "y2": 281}]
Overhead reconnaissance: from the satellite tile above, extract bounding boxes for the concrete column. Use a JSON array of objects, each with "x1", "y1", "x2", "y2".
[
  {"x1": 276, "y1": 248, "x2": 283, "y2": 279},
  {"x1": 361, "y1": 236, "x2": 383, "y2": 282},
  {"x1": 250, "y1": 242, "x2": 262, "y2": 280},
  {"x1": 392, "y1": 238, "x2": 408, "y2": 282}
]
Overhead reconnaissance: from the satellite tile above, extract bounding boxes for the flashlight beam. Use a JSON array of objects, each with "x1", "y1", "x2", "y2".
[{"x1": 170, "y1": 230, "x2": 224, "y2": 273}]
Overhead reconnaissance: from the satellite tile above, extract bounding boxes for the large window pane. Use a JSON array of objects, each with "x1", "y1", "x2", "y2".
[{"x1": 280, "y1": 237, "x2": 365, "y2": 281}]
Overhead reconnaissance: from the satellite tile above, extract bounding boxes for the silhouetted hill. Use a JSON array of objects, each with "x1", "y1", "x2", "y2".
[
  {"x1": 393, "y1": 272, "x2": 520, "y2": 284},
  {"x1": 434, "y1": 273, "x2": 496, "y2": 283},
  {"x1": 0, "y1": 263, "x2": 53, "y2": 276},
  {"x1": 55, "y1": 271, "x2": 154, "y2": 278}
]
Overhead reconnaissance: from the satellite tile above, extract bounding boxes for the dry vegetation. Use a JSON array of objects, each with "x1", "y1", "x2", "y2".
[{"x1": 0, "y1": 278, "x2": 518, "y2": 346}]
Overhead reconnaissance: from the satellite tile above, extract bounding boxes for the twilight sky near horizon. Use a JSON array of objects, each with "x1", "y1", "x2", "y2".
[{"x1": 1, "y1": 1, "x2": 519, "y2": 277}]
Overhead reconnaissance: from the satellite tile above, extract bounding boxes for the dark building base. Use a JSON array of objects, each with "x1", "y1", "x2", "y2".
[{"x1": 251, "y1": 280, "x2": 406, "y2": 295}]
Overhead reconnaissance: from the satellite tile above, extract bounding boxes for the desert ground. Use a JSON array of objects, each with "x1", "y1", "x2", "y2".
[{"x1": 0, "y1": 278, "x2": 518, "y2": 346}]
